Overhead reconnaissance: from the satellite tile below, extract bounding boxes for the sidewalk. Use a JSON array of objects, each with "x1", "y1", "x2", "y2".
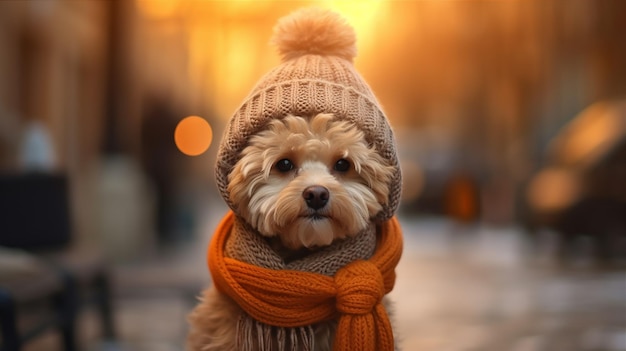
[
  {"x1": 393, "y1": 217, "x2": 626, "y2": 350},
  {"x1": 23, "y1": 215, "x2": 626, "y2": 351}
]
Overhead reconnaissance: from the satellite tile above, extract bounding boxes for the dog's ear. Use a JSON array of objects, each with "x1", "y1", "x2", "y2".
[{"x1": 356, "y1": 153, "x2": 395, "y2": 207}]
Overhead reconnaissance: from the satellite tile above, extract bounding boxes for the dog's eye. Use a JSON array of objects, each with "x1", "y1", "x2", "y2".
[
  {"x1": 275, "y1": 159, "x2": 294, "y2": 172},
  {"x1": 334, "y1": 159, "x2": 351, "y2": 172}
]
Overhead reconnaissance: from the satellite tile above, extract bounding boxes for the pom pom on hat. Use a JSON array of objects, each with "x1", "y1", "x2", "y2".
[{"x1": 271, "y1": 7, "x2": 357, "y2": 62}]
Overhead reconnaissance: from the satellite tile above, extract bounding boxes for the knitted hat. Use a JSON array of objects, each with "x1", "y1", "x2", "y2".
[{"x1": 215, "y1": 7, "x2": 402, "y2": 221}]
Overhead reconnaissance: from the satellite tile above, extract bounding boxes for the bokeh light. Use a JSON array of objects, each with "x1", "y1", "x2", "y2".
[
  {"x1": 527, "y1": 167, "x2": 581, "y2": 212},
  {"x1": 174, "y1": 116, "x2": 213, "y2": 156}
]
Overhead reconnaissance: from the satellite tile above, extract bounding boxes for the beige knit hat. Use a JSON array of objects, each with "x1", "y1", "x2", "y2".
[{"x1": 215, "y1": 7, "x2": 402, "y2": 221}]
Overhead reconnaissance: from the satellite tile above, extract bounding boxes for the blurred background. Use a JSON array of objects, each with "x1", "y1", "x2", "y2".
[{"x1": 0, "y1": 0, "x2": 625, "y2": 350}]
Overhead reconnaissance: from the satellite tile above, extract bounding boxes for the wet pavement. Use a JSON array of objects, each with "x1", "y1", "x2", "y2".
[
  {"x1": 393, "y1": 217, "x2": 626, "y2": 351},
  {"x1": 22, "y1": 213, "x2": 626, "y2": 351}
]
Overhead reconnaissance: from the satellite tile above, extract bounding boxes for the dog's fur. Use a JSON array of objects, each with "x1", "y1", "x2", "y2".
[{"x1": 187, "y1": 113, "x2": 396, "y2": 351}]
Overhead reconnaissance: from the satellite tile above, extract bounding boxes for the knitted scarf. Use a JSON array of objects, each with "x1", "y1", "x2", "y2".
[{"x1": 207, "y1": 211, "x2": 403, "y2": 351}]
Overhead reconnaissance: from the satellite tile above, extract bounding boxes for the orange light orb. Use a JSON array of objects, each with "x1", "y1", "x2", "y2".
[{"x1": 174, "y1": 116, "x2": 213, "y2": 156}]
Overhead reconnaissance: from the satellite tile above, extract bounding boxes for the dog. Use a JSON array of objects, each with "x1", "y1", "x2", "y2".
[
  {"x1": 187, "y1": 113, "x2": 397, "y2": 350},
  {"x1": 188, "y1": 7, "x2": 404, "y2": 350}
]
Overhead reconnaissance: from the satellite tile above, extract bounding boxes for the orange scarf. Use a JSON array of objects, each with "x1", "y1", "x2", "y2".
[{"x1": 207, "y1": 211, "x2": 403, "y2": 351}]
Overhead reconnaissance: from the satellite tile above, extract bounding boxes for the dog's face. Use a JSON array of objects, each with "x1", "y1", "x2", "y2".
[{"x1": 227, "y1": 113, "x2": 394, "y2": 250}]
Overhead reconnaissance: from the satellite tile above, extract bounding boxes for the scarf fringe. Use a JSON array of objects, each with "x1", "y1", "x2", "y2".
[{"x1": 236, "y1": 315, "x2": 314, "y2": 351}]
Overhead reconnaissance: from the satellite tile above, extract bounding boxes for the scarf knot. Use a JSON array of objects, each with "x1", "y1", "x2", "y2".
[{"x1": 334, "y1": 260, "x2": 384, "y2": 315}]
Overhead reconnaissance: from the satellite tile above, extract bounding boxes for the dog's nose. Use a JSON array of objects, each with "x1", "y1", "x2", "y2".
[{"x1": 302, "y1": 186, "x2": 329, "y2": 210}]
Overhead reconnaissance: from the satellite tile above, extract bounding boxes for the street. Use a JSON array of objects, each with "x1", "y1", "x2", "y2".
[
  {"x1": 393, "y1": 217, "x2": 626, "y2": 350},
  {"x1": 48, "y1": 213, "x2": 626, "y2": 351}
]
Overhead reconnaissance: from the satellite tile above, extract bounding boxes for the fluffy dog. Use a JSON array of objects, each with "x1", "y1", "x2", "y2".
[
  {"x1": 188, "y1": 7, "x2": 403, "y2": 351},
  {"x1": 188, "y1": 113, "x2": 396, "y2": 350}
]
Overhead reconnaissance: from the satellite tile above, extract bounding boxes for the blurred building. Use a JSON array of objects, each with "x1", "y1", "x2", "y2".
[{"x1": 0, "y1": 0, "x2": 625, "y2": 258}]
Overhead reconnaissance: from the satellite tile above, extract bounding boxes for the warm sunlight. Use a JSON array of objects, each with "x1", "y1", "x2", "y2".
[
  {"x1": 322, "y1": 0, "x2": 387, "y2": 51},
  {"x1": 137, "y1": 0, "x2": 392, "y2": 120},
  {"x1": 136, "y1": 0, "x2": 182, "y2": 19}
]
